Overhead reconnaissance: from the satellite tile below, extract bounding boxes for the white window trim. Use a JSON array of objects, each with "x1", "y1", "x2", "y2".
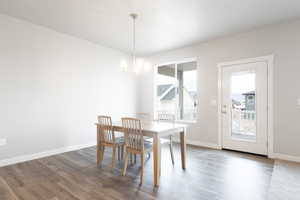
[{"x1": 153, "y1": 57, "x2": 198, "y2": 123}]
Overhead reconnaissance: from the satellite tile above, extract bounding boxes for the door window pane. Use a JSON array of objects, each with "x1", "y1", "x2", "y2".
[{"x1": 231, "y1": 72, "x2": 256, "y2": 141}]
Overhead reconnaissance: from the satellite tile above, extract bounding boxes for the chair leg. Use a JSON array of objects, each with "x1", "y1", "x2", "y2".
[
  {"x1": 117, "y1": 146, "x2": 120, "y2": 161},
  {"x1": 99, "y1": 146, "x2": 105, "y2": 165},
  {"x1": 130, "y1": 153, "x2": 133, "y2": 165},
  {"x1": 123, "y1": 150, "x2": 129, "y2": 176},
  {"x1": 140, "y1": 153, "x2": 144, "y2": 185},
  {"x1": 112, "y1": 147, "x2": 116, "y2": 170},
  {"x1": 169, "y1": 136, "x2": 175, "y2": 165},
  {"x1": 97, "y1": 144, "x2": 101, "y2": 165},
  {"x1": 121, "y1": 146, "x2": 124, "y2": 160}
]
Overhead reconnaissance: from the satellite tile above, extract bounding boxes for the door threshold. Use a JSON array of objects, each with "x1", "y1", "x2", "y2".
[{"x1": 222, "y1": 148, "x2": 268, "y2": 158}]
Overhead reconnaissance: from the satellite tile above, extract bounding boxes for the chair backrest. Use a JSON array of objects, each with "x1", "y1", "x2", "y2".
[
  {"x1": 122, "y1": 118, "x2": 144, "y2": 151},
  {"x1": 157, "y1": 113, "x2": 175, "y2": 122},
  {"x1": 97, "y1": 116, "x2": 115, "y2": 144}
]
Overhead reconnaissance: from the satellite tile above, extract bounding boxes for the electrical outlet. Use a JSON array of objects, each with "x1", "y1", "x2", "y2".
[{"x1": 0, "y1": 138, "x2": 7, "y2": 146}]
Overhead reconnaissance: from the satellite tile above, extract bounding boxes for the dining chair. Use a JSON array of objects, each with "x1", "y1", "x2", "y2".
[
  {"x1": 97, "y1": 116, "x2": 124, "y2": 170},
  {"x1": 136, "y1": 112, "x2": 176, "y2": 165},
  {"x1": 135, "y1": 112, "x2": 152, "y2": 160},
  {"x1": 157, "y1": 113, "x2": 175, "y2": 165},
  {"x1": 122, "y1": 118, "x2": 152, "y2": 185}
]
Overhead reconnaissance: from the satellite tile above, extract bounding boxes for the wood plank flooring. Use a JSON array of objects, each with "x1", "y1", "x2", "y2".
[
  {"x1": 268, "y1": 160, "x2": 300, "y2": 200},
  {"x1": 0, "y1": 144, "x2": 275, "y2": 200}
]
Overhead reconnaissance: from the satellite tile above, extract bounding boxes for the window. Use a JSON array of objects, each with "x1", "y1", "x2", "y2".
[{"x1": 155, "y1": 60, "x2": 197, "y2": 121}]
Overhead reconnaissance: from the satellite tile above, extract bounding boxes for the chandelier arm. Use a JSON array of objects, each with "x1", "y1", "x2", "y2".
[
  {"x1": 133, "y1": 15, "x2": 136, "y2": 67},
  {"x1": 130, "y1": 13, "x2": 138, "y2": 70}
]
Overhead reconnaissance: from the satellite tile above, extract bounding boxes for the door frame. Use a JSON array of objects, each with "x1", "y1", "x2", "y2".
[{"x1": 217, "y1": 55, "x2": 274, "y2": 157}]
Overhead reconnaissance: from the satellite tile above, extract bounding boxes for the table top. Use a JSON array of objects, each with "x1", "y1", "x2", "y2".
[{"x1": 95, "y1": 120, "x2": 187, "y2": 136}]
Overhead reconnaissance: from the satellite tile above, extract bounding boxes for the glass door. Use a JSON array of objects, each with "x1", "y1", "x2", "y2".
[{"x1": 221, "y1": 61, "x2": 268, "y2": 155}]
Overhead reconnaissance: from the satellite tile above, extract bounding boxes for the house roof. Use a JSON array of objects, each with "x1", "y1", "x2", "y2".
[
  {"x1": 157, "y1": 84, "x2": 173, "y2": 96},
  {"x1": 157, "y1": 84, "x2": 197, "y2": 101},
  {"x1": 232, "y1": 99, "x2": 241, "y2": 106},
  {"x1": 242, "y1": 91, "x2": 255, "y2": 95},
  {"x1": 161, "y1": 88, "x2": 176, "y2": 101}
]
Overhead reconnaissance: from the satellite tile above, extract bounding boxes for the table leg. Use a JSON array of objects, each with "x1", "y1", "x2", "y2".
[
  {"x1": 180, "y1": 130, "x2": 186, "y2": 170},
  {"x1": 153, "y1": 134, "x2": 161, "y2": 187},
  {"x1": 159, "y1": 140, "x2": 161, "y2": 177},
  {"x1": 96, "y1": 126, "x2": 101, "y2": 165}
]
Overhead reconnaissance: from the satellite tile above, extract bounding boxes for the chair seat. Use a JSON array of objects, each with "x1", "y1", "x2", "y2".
[
  {"x1": 115, "y1": 136, "x2": 125, "y2": 144},
  {"x1": 144, "y1": 140, "x2": 153, "y2": 150},
  {"x1": 101, "y1": 137, "x2": 124, "y2": 145},
  {"x1": 145, "y1": 137, "x2": 170, "y2": 144},
  {"x1": 115, "y1": 137, "x2": 152, "y2": 149}
]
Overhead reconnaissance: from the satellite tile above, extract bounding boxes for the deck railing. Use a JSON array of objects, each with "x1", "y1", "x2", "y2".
[
  {"x1": 232, "y1": 109, "x2": 256, "y2": 135},
  {"x1": 157, "y1": 108, "x2": 197, "y2": 121}
]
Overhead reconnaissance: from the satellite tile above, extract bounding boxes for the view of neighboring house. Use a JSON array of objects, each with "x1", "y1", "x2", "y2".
[
  {"x1": 243, "y1": 91, "x2": 256, "y2": 111},
  {"x1": 232, "y1": 90, "x2": 256, "y2": 111},
  {"x1": 232, "y1": 99, "x2": 243, "y2": 109},
  {"x1": 232, "y1": 90, "x2": 256, "y2": 139},
  {"x1": 157, "y1": 84, "x2": 197, "y2": 120}
]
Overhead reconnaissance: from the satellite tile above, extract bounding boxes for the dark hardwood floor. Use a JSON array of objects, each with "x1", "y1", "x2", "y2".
[{"x1": 0, "y1": 144, "x2": 274, "y2": 200}]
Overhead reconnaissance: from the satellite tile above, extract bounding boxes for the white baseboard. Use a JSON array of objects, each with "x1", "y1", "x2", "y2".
[
  {"x1": 0, "y1": 142, "x2": 96, "y2": 167},
  {"x1": 173, "y1": 139, "x2": 300, "y2": 163},
  {"x1": 173, "y1": 138, "x2": 221, "y2": 150},
  {"x1": 2, "y1": 141, "x2": 298, "y2": 167},
  {"x1": 269, "y1": 153, "x2": 300, "y2": 163}
]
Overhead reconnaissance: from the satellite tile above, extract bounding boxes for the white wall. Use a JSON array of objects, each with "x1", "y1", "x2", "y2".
[
  {"x1": 139, "y1": 19, "x2": 300, "y2": 157},
  {"x1": 0, "y1": 14, "x2": 137, "y2": 162}
]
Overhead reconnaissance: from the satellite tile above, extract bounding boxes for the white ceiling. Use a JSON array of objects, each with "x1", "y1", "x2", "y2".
[{"x1": 1, "y1": 0, "x2": 300, "y2": 55}]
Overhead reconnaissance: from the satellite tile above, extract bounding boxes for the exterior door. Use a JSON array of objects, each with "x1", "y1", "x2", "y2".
[{"x1": 221, "y1": 61, "x2": 268, "y2": 155}]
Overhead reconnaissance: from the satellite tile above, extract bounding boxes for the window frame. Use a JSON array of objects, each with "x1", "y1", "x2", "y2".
[{"x1": 153, "y1": 58, "x2": 198, "y2": 123}]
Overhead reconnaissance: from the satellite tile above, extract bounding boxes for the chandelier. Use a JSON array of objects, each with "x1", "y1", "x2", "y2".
[{"x1": 120, "y1": 13, "x2": 151, "y2": 74}]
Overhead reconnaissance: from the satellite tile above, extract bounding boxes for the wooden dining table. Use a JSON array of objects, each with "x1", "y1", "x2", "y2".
[{"x1": 95, "y1": 120, "x2": 188, "y2": 187}]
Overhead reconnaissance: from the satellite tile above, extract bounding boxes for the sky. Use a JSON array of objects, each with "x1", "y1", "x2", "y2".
[{"x1": 231, "y1": 73, "x2": 256, "y2": 94}]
